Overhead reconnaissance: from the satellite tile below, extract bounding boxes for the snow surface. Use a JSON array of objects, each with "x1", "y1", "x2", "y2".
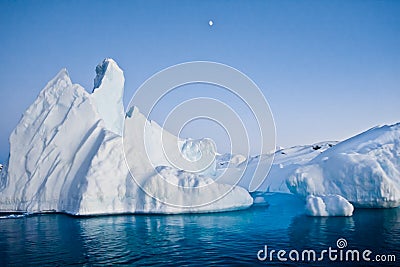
[
  {"x1": 287, "y1": 123, "x2": 400, "y2": 208},
  {"x1": 215, "y1": 142, "x2": 337, "y2": 193},
  {"x1": 305, "y1": 194, "x2": 354, "y2": 216},
  {"x1": 0, "y1": 59, "x2": 252, "y2": 215}
]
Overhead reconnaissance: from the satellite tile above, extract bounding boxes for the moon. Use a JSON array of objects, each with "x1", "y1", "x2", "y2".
[{"x1": 209, "y1": 20, "x2": 213, "y2": 26}]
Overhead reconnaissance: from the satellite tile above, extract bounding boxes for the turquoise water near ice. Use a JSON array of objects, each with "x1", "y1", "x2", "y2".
[{"x1": 1, "y1": 194, "x2": 399, "y2": 266}]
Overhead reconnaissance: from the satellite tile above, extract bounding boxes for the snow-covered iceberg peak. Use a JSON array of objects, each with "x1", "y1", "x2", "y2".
[{"x1": 92, "y1": 58, "x2": 125, "y2": 136}]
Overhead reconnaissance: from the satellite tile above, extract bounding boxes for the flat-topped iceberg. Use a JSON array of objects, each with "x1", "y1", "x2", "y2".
[
  {"x1": 218, "y1": 122, "x2": 400, "y2": 215},
  {"x1": 0, "y1": 59, "x2": 252, "y2": 215}
]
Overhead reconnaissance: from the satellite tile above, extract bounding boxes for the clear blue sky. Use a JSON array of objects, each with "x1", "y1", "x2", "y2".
[{"x1": 0, "y1": 0, "x2": 399, "y2": 162}]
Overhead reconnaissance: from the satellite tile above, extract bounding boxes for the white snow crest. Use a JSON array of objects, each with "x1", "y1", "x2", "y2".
[{"x1": 92, "y1": 58, "x2": 125, "y2": 136}]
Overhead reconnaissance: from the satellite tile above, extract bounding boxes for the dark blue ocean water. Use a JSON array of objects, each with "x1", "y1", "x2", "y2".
[{"x1": 0, "y1": 194, "x2": 399, "y2": 266}]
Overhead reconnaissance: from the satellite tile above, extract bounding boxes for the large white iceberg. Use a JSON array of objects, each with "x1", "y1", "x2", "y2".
[
  {"x1": 287, "y1": 123, "x2": 400, "y2": 208},
  {"x1": 0, "y1": 59, "x2": 252, "y2": 215}
]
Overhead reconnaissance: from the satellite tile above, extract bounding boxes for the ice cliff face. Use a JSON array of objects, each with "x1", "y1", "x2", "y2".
[
  {"x1": 1, "y1": 69, "x2": 102, "y2": 212},
  {"x1": 0, "y1": 59, "x2": 252, "y2": 215}
]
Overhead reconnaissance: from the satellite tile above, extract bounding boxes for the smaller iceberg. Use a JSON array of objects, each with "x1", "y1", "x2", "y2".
[
  {"x1": 305, "y1": 194, "x2": 354, "y2": 217},
  {"x1": 287, "y1": 123, "x2": 400, "y2": 208}
]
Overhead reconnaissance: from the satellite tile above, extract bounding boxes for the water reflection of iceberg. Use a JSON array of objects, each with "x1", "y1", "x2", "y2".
[{"x1": 288, "y1": 208, "x2": 400, "y2": 254}]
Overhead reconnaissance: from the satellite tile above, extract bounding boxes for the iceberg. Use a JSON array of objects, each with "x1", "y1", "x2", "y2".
[
  {"x1": 219, "y1": 123, "x2": 400, "y2": 214},
  {"x1": 2, "y1": 58, "x2": 398, "y2": 216},
  {"x1": 0, "y1": 59, "x2": 252, "y2": 215},
  {"x1": 287, "y1": 123, "x2": 400, "y2": 208},
  {"x1": 220, "y1": 121, "x2": 400, "y2": 212},
  {"x1": 305, "y1": 194, "x2": 354, "y2": 217}
]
